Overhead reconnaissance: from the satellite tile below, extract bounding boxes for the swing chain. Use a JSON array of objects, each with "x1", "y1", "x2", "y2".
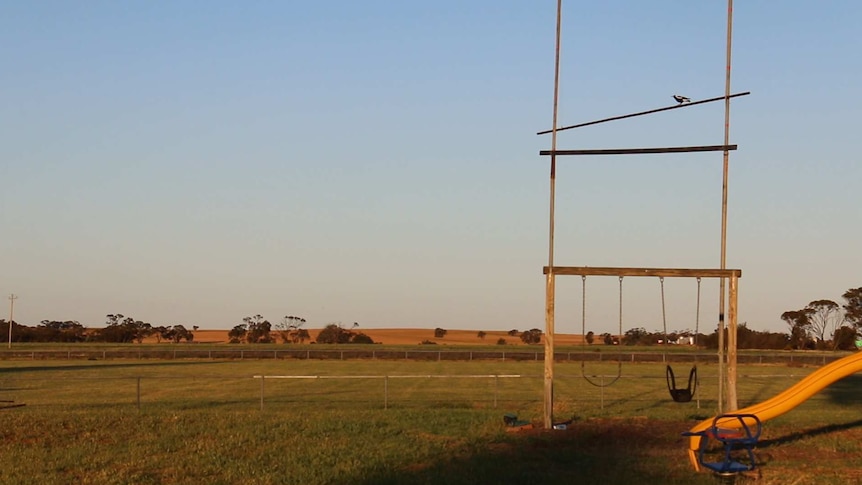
[{"x1": 580, "y1": 275, "x2": 622, "y2": 387}]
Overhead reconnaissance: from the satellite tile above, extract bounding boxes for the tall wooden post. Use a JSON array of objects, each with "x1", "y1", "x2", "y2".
[
  {"x1": 717, "y1": 0, "x2": 735, "y2": 418},
  {"x1": 726, "y1": 273, "x2": 739, "y2": 411},
  {"x1": 544, "y1": 0, "x2": 564, "y2": 430},
  {"x1": 544, "y1": 274, "x2": 555, "y2": 428}
]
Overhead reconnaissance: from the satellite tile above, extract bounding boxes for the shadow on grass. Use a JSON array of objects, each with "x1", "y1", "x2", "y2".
[
  {"x1": 757, "y1": 418, "x2": 862, "y2": 449},
  {"x1": 822, "y1": 374, "x2": 862, "y2": 405},
  {"x1": 351, "y1": 418, "x2": 713, "y2": 485}
]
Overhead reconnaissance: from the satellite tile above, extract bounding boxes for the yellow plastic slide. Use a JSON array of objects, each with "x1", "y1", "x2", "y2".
[{"x1": 686, "y1": 351, "x2": 862, "y2": 471}]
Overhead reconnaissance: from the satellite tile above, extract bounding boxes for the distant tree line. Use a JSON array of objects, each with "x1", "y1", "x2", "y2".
[
  {"x1": 3, "y1": 287, "x2": 859, "y2": 349},
  {"x1": 0, "y1": 314, "x2": 194, "y2": 343},
  {"x1": 432, "y1": 328, "x2": 544, "y2": 345},
  {"x1": 0, "y1": 313, "x2": 375, "y2": 345},
  {"x1": 580, "y1": 286, "x2": 862, "y2": 351},
  {"x1": 315, "y1": 323, "x2": 374, "y2": 344},
  {"x1": 227, "y1": 317, "x2": 374, "y2": 344},
  {"x1": 779, "y1": 287, "x2": 862, "y2": 350}
]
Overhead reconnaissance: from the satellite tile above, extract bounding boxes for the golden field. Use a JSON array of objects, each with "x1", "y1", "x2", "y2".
[{"x1": 175, "y1": 328, "x2": 588, "y2": 346}]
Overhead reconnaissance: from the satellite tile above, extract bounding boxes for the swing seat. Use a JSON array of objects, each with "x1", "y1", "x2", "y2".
[
  {"x1": 669, "y1": 388, "x2": 693, "y2": 403},
  {"x1": 683, "y1": 414, "x2": 761, "y2": 476},
  {"x1": 666, "y1": 365, "x2": 697, "y2": 403}
]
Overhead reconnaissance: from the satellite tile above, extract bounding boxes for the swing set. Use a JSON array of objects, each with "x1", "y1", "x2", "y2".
[
  {"x1": 545, "y1": 266, "x2": 742, "y2": 421},
  {"x1": 534, "y1": 1, "x2": 749, "y2": 478},
  {"x1": 534, "y1": 88, "x2": 747, "y2": 424},
  {"x1": 577, "y1": 271, "x2": 711, "y2": 404}
]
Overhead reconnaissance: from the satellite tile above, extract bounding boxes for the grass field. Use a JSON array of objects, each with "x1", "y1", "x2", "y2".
[{"x1": 1, "y1": 356, "x2": 861, "y2": 484}]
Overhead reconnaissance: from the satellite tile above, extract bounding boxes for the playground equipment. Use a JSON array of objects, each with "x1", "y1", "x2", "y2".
[
  {"x1": 503, "y1": 413, "x2": 533, "y2": 432},
  {"x1": 666, "y1": 365, "x2": 697, "y2": 404},
  {"x1": 579, "y1": 275, "x2": 622, "y2": 387},
  {"x1": 683, "y1": 414, "x2": 762, "y2": 476},
  {"x1": 579, "y1": 274, "x2": 704, "y2": 402},
  {"x1": 662, "y1": 277, "x2": 701, "y2": 403},
  {"x1": 547, "y1": 267, "x2": 741, "y2": 425},
  {"x1": 685, "y1": 351, "x2": 862, "y2": 472},
  {"x1": 536, "y1": 1, "x2": 744, "y2": 430}
]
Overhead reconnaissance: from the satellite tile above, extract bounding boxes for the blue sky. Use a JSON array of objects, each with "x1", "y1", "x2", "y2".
[{"x1": 1, "y1": 1, "x2": 860, "y2": 334}]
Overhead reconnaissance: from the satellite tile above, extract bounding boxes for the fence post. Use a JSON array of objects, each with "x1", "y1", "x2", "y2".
[
  {"x1": 136, "y1": 377, "x2": 141, "y2": 411},
  {"x1": 260, "y1": 376, "x2": 264, "y2": 411},
  {"x1": 494, "y1": 375, "x2": 498, "y2": 409},
  {"x1": 384, "y1": 376, "x2": 389, "y2": 410}
]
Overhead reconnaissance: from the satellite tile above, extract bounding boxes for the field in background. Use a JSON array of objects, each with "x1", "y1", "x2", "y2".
[
  {"x1": 158, "y1": 328, "x2": 591, "y2": 345},
  {"x1": 1, "y1": 358, "x2": 861, "y2": 484}
]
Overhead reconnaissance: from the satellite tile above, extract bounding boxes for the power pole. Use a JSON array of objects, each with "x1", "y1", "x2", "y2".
[{"x1": 7, "y1": 294, "x2": 17, "y2": 349}]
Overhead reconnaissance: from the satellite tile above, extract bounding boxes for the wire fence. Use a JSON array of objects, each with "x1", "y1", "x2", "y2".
[
  {"x1": 0, "y1": 348, "x2": 846, "y2": 366},
  {"x1": 2, "y1": 371, "x2": 844, "y2": 416},
  {"x1": 2, "y1": 350, "x2": 852, "y2": 416}
]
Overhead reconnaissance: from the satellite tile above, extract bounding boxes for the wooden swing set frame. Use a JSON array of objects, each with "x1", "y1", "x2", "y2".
[{"x1": 538, "y1": 1, "x2": 744, "y2": 430}]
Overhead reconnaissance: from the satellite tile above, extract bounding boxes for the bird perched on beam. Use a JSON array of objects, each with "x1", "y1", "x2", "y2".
[{"x1": 673, "y1": 95, "x2": 691, "y2": 104}]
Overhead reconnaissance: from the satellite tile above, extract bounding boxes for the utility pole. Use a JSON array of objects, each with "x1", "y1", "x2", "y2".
[{"x1": 7, "y1": 294, "x2": 17, "y2": 349}]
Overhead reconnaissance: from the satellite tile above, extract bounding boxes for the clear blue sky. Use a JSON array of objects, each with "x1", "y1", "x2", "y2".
[{"x1": 1, "y1": 1, "x2": 860, "y2": 334}]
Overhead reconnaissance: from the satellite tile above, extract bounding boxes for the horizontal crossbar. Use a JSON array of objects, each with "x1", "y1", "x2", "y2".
[
  {"x1": 537, "y1": 91, "x2": 751, "y2": 135},
  {"x1": 543, "y1": 266, "x2": 742, "y2": 278},
  {"x1": 540, "y1": 145, "x2": 737, "y2": 156}
]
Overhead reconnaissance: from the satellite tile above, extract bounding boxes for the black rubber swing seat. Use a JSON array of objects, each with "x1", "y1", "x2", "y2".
[{"x1": 667, "y1": 365, "x2": 697, "y2": 403}]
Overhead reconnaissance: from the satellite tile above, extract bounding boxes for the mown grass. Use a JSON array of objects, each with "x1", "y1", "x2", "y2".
[{"x1": 1, "y1": 358, "x2": 861, "y2": 484}]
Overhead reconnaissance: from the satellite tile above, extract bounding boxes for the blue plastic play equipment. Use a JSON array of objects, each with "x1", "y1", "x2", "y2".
[{"x1": 682, "y1": 413, "x2": 762, "y2": 476}]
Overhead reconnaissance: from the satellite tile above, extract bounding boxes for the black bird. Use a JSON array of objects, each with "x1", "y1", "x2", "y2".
[{"x1": 673, "y1": 95, "x2": 691, "y2": 104}]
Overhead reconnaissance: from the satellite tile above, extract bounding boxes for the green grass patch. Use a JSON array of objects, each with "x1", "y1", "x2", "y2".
[{"x1": 1, "y1": 359, "x2": 860, "y2": 484}]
